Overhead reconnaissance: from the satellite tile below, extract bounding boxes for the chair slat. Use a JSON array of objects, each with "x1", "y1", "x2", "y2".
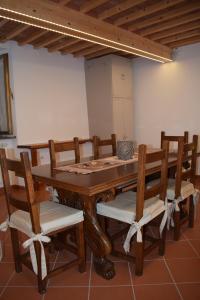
[
  {"x1": 145, "y1": 150, "x2": 165, "y2": 164},
  {"x1": 144, "y1": 183, "x2": 161, "y2": 200},
  {"x1": 184, "y1": 142, "x2": 195, "y2": 152},
  {"x1": 99, "y1": 139, "x2": 113, "y2": 146},
  {"x1": 54, "y1": 141, "x2": 76, "y2": 152},
  {"x1": 49, "y1": 137, "x2": 80, "y2": 168},
  {"x1": 10, "y1": 197, "x2": 30, "y2": 211},
  {"x1": 6, "y1": 159, "x2": 24, "y2": 177},
  {"x1": 93, "y1": 134, "x2": 116, "y2": 159}
]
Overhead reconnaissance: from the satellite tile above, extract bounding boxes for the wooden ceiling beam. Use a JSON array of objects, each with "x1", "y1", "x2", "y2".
[
  {"x1": 0, "y1": 0, "x2": 172, "y2": 62},
  {"x1": 85, "y1": 48, "x2": 118, "y2": 59},
  {"x1": 34, "y1": 34, "x2": 63, "y2": 48},
  {"x1": 149, "y1": 20, "x2": 200, "y2": 41},
  {"x1": 48, "y1": 38, "x2": 79, "y2": 52},
  {"x1": 97, "y1": 0, "x2": 146, "y2": 21},
  {"x1": 139, "y1": 11, "x2": 200, "y2": 37},
  {"x1": 158, "y1": 28, "x2": 200, "y2": 45},
  {"x1": 80, "y1": 0, "x2": 108, "y2": 13},
  {"x1": 61, "y1": 41, "x2": 91, "y2": 54},
  {"x1": 74, "y1": 44, "x2": 105, "y2": 57},
  {"x1": 19, "y1": 29, "x2": 47, "y2": 45},
  {"x1": 128, "y1": 1, "x2": 200, "y2": 31},
  {"x1": 167, "y1": 35, "x2": 200, "y2": 48},
  {"x1": 0, "y1": 23, "x2": 29, "y2": 42},
  {"x1": 114, "y1": 0, "x2": 184, "y2": 26}
]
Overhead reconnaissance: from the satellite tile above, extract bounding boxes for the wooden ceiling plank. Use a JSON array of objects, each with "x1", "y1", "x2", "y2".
[
  {"x1": 61, "y1": 41, "x2": 91, "y2": 54},
  {"x1": 159, "y1": 28, "x2": 200, "y2": 44},
  {"x1": 114, "y1": 0, "x2": 184, "y2": 26},
  {"x1": 80, "y1": 0, "x2": 108, "y2": 13},
  {"x1": 0, "y1": 18, "x2": 8, "y2": 28},
  {"x1": 74, "y1": 44, "x2": 105, "y2": 57},
  {"x1": 0, "y1": 23, "x2": 29, "y2": 42},
  {"x1": 139, "y1": 11, "x2": 200, "y2": 37},
  {"x1": 167, "y1": 35, "x2": 200, "y2": 48},
  {"x1": 48, "y1": 38, "x2": 79, "y2": 52},
  {"x1": 59, "y1": 0, "x2": 71, "y2": 5},
  {"x1": 19, "y1": 29, "x2": 47, "y2": 45},
  {"x1": 85, "y1": 48, "x2": 118, "y2": 59},
  {"x1": 149, "y1": 20, "x2": 200, "y2": 41},
  {"x1": 0, "y1": 0, "x2": 172, "y2": 62},
  {"x1": 116, "y1": 51, "x2": 134, "y2": 58},
  {"x1": 34, "y1": 34, "x2": 63, "y2": 48},
  {"x1": 98, "y1": 0, "x2": 146, "y2": 20},
  {"x1": 128, "y1": 1, "x2": 200, "y2": 31}
]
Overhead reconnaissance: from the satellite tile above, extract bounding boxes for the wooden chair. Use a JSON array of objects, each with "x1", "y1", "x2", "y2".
[
  {"x1": 166, "y1": 135, "x2": 198, "y2": 240},
  {"x1": 92, "y1": 134, "x2": 116, "y2": 159},
  {"x1": 148, "y1": 131, "x2": 189, "y2": 181},
  {"x1": 49, "y1": 137, "x2": 80, "y2": 169},
  {"x1": 0, "y1": 149, "x2": 85, "y2": 294},
  {"x1": 161, "y1": 131, "x2": 189, "y2": 148},
  {"x1": 97, "y1": 142, "x2": 169, "y2": 275}
]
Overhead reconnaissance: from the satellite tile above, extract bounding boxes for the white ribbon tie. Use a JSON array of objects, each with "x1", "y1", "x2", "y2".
[
  {"x1": 23, "y1": 233, "x2": 51, "y2": 280},
  {"x1": 0, "y1": 218, "x2": 10, "y2": 261}
]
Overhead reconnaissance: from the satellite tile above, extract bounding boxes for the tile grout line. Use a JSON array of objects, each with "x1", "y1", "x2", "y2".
[
  {"x1": 128, "y1": 262, "x2": 136, "y2": 300},
  {"x1": 0, "y1": 270, "x2": 15, "y2": 298},
  {"x1": 182, "y1": 232, "x2": 200, "y2": 258},
  {"x1": 2, "y1": 281, "x2": 200, "y2": 288},
  {"x1": 187, "y1": 241, "x2": 200, "y2": 258},
  {"x1": 163, "y1": 257, "x2": 184, "y2": 300},
  {"x1": 87, "y1": 252, "x2": 93, "y2": 300}
]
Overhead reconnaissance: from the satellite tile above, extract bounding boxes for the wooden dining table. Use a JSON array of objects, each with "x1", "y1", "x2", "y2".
[{"x1": 31, "y1": 154, "x2": 178, "y2": 280}]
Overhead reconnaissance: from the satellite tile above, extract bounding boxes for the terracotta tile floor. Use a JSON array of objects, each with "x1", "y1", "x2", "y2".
[{"x1": 0, "y1": 194, "x2": 199, "y2": 300}]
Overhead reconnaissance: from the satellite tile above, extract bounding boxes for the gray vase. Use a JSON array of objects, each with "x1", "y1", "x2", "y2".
[{"x1": 117, "y1": 140, "x2": 134, "y2": 160}]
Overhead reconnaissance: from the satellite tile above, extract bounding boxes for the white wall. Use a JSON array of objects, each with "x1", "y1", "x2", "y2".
[
  {"x1": 4, "y1": 42, "x2": 89, "y2": 144},
  {"x1": 132, "y1": 43, "x2": 200, "y2": 148},
  {"x1": 0, "y1": 42, "x2": 91, "y2": 186}
]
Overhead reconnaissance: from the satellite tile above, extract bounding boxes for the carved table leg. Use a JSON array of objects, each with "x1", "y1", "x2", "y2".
[
  {"x1": 81, "y1": 195, "x2": 115, "y2": 280},
  {"x1": 56, "y1": 189, "x2": 115, "y2": 280}
]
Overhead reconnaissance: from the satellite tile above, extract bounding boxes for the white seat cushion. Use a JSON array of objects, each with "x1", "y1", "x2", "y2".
[
  {"x1": 167, "y1": 179, "x2": 195, "y2": 200},
  {"x1": 97, "y1": 191, "x2": 165, "y2": 224},
  {"x1": 10, "y1": 201, "x2": 84, "y2": 237},
  {"x1": 147, "y1": 178, "x2": 195, "y2": 200}
]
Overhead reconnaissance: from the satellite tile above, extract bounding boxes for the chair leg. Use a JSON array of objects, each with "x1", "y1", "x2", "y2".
[
  {"x1": 135, "y1": 241, "x2": 144, "y2": 276},
  {"x1": 34, "y1": 241, "x2": 47, "y2": 294},
  {"x1": 159, "y1": 223, "x2": 167, "y2": 256},
  {"x1": 174, "y1": 210, "x2": 180, "y2": 241},
  {"x1": 76, "y1": 222, "x2": 86, "y2": 273},
  {"x1": 189, "y1": 195, "x2": 195, "y2": 228},
  {"x1": 10, "y1": 228, "x2": 22, "y2": 273}
]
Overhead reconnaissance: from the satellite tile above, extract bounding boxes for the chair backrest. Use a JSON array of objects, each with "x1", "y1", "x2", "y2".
[
  {"x1": 161, "y1": 131, "x2": 188, "y2": 149},
  {"x1": 49, "y1": 137, "x2": 80, "y2": 168},
  {"x1": 175, "y1": 135, "x2": 198, "y2": 197},
  {"x1": 92, "y1": 134, "x2": 117, "y2": 159},
  {"x1": 0, "y1": 149, "x2": 41, "y2": 234},
  {"x1": 136, "y1": 141, "x2": 169, "y2": 222}
]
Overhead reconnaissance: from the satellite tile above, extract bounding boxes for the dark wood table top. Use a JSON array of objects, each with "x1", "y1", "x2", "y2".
[
  {"x1": 18, "y1": 138, "x2": 92, "y2": 150},
  {"x1": 32, "y1": 155, "x2": 177, "y2": 197}
]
